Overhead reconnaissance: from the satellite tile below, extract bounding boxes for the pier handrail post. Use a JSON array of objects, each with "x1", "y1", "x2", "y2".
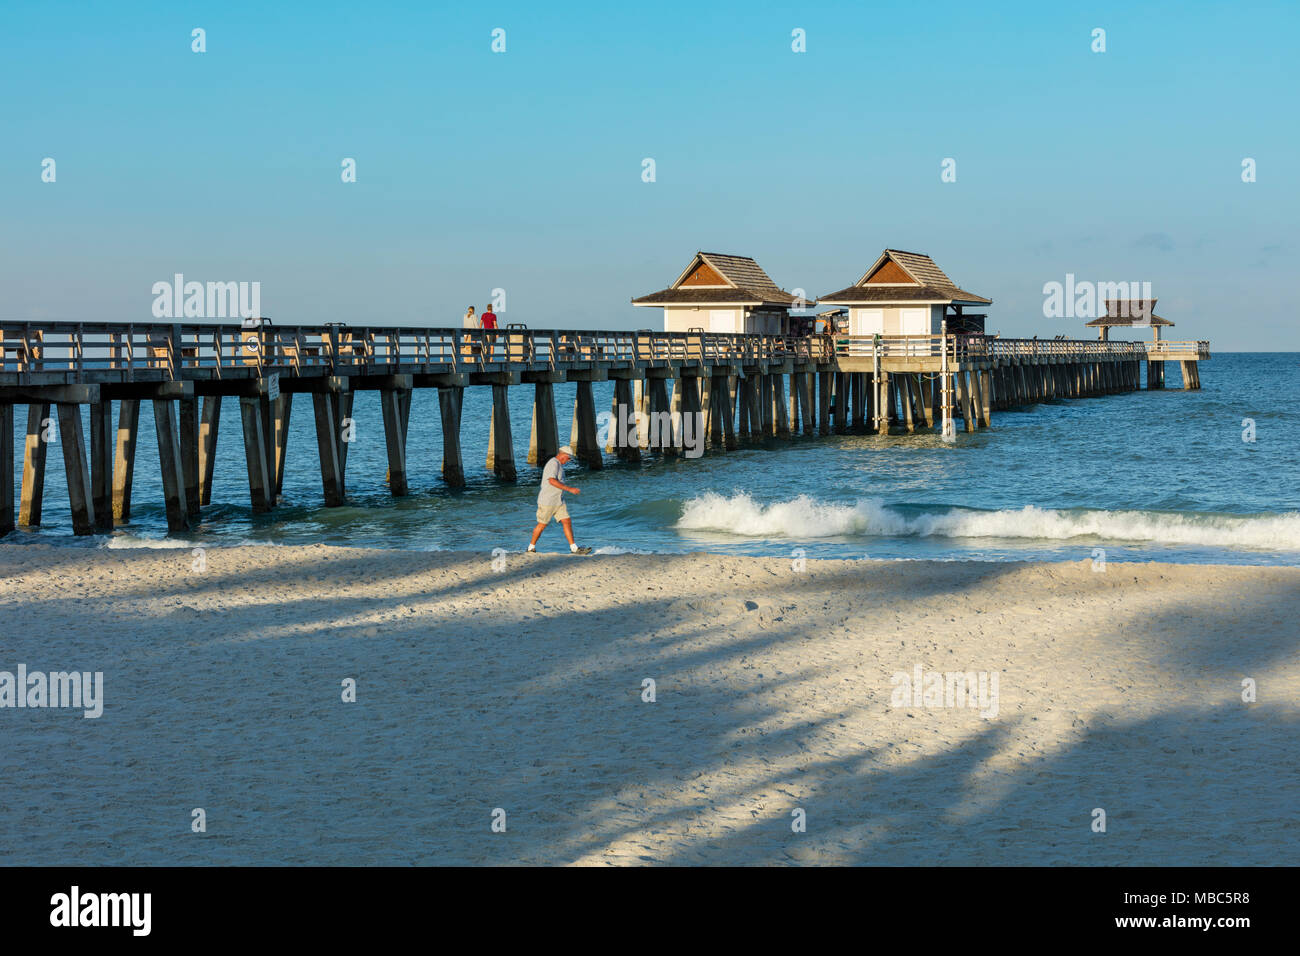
[
  {"x1": 871, "y1": 332, "x2": 884, "y2": 433},
  {"x1": 940, "y1": 319, "x2": 955, "y2": 442}
]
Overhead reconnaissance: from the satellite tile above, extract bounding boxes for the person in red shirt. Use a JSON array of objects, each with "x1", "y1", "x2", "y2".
[{"x1": 481, "y1": 304, "x2": 498, "y2": 359}]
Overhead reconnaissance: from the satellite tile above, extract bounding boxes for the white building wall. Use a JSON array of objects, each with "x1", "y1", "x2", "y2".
[{"x1": 849, "y1": 305, "x2": 944, "y2": 335}]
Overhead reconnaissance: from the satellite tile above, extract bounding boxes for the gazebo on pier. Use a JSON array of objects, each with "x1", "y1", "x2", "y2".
[
  {"x1": 817, "y1": 249, "x2": 992, "y2": 336},
  {"x1": 1086, "y1": 299, "x2": 1174, "y2": 342},
  {"x1": 1086, "y1": 299, "x2": 1204, "y2": 389},
  {"x1": 631, "y1": 252, "x2": 803, "y2": 335}
]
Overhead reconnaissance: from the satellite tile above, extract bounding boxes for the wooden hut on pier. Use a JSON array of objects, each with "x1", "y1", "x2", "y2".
[
  {"x1": 817, "y1": 249, "x2": 991, "y2": 336},
  {"x1": 631, "y1": 252, "x2": 804, "y2": 335}
]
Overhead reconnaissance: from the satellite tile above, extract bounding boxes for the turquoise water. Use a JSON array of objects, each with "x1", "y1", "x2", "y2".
[{"x1": 6, "y1": 352, "x2": 1299, "y2": 564}]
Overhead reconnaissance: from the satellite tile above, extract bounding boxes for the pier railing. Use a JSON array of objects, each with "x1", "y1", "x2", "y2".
[
  {"x1": 832, "y1": 334, "x2": 1206, "y2": 362},
  {"x1": 0, "y1": 322, "x2": 836, "y2": 380},
  {"x1": 0, "y1": 321, "x2": 1208, "y2": 381}
]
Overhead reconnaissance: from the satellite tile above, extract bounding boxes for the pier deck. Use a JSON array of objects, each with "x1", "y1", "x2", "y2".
[{"x1": 0, "y1": 321, "x2": 1209, "y2": 536}]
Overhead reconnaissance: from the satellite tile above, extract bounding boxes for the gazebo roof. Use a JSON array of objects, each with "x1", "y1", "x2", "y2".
[{"x1": 1085, "y1": 299, "x2": 1174, "y2": 327}]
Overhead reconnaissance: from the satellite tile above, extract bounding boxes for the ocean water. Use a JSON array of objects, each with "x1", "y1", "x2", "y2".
[{"x1": 5, "y1": 352, "x2": 1298, "y2": 565}]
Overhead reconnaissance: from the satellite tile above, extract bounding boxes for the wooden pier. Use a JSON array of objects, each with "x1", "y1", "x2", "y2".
[{"x1": 0, "y1": 321, "x2": 1209, "y2": 536}]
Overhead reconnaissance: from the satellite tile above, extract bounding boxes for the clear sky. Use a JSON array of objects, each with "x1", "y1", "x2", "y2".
[{"x1": 2, "y1": 0, "x2": 1296, "y2": 348}]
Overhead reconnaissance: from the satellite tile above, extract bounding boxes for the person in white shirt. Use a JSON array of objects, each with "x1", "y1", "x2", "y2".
[
  {"x1": 528, "y1": 446, "x2": 590, "y2": 554},
  {"x1": 461, "y1": 306, "x2": 480, "y2": 357}
]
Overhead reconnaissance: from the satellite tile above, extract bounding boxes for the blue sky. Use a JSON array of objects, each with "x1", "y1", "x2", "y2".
[{"x1": 2, "y1": 0, "x2": 1296, "y2": 348}]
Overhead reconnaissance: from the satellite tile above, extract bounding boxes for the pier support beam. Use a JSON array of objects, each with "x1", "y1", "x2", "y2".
[
  {"x1": 772, "y1": 374, "x2": 790, "y2": 438},
  {"x1": 796, "y1": 373, "x2": 815, "y2": 434},
  {"x1": 874, "y1": 372, "x2": 890, "y2": 434},
  {"x1": 19, "y1": 404, "x2": 51, "y2": 527},
  {"x1": 89, "y1": 401, "x2": 115, "y2": 531},
  {"x1": 311, "y1": 392, "x2": 346, "y2": 506},
  {"x1": 746, "y1": 375, "x2": 764, "y2": 440},
  {"x1": 239, "y1": 396, "x2": 273, "y2": 514},
  {"x1": 271, "y1": 393, "x2": 293, "y2": 500},
  {"x1": 851, "y1": 373, "x2": 867, "y2": 430},
  {"x1": 198, "y1": 396, "x2": 221, "y2": 507},
  {"x1": 978, "y1": 370, "x2": 993, "y2": 428},
  {"x1": 817, "y1": 372, "x2": 831, "y2": 435},
  {"x1": 178, "y1": 397, "x2": 201, "y2": 519},
  {"x1": 899, "y1": 376, "x2": 916, "y2": 433},
  {"x1": 530, "y1": 382, "x2": 560, "y2": 465},
  {"x1": 571, "y1": 379, "x2": 603, "y2": 469},
  {"x1": 380, "y1": 386, "x2": 410, "y2": 495},
  {"x1": 152, "y1": 399, "x2": 189, "y2": 532},
  {"x1": 759, "y1": 375, "x2": 774, "y2": 437},
  {"x1": 437, "y1": 387, "x2": 465, "y2": 488},
  {"x1": 708, "y1": 373, "x2": 734, "y2": 451},
  {"x1": 678, "y1": 374, "x2": 704, "y2": 452},
  {"x1": 611, "y1": 377, "x2": 640, "y2": 461},
  {"x1": 56, "y1": 404, "x2": 95, "y2": 536},
  {"x1": 112, "y1": 400, "x2": 139, "y2": 523},
  {"x1": 487, "y1": 383, "x2": 517, "y2": 480},
  {"x1": 0, "y1": 403, "x2": 11, "y2": 536},
  {"x1": 334, "y1": 391, "x2": 354, "y2": 482},
  {"x1": 647, "y1": 375, "x2": 674, "y2": 452}
]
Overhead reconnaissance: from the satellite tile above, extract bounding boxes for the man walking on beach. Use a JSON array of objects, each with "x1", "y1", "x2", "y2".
[{"x1": 528, "y1": 446, "x2": 591, "y2": 554}]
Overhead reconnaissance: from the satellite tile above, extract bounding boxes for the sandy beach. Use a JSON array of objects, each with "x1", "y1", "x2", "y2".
[{"x1": 1, "y1": 542, "x2": 1295, "y2": 866}]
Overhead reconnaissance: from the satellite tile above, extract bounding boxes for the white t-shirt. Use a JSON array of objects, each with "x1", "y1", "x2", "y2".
[
  {"x1": 538, "y1": 457, "x2": 565, "y2": 508},
  {"x1": 463, "y1": 313, "x2": 481, "y2": 329}
]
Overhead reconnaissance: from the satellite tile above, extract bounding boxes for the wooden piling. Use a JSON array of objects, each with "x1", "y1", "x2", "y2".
[
  {"x1": 772, "y1": 374, "x2": 790, "y2": 438},
  {"x1": 572, "y1": 379, "x2": 602, "y2": 468},
  {"x1": 334, "y1": 391, "x2": 354, "y2": 479},
  {"x1": 647, "y1": 375, "x2": 674, "y2": 451},
  {"x1": 19, "y1": 403, "x2": 50, "y2": 527},
  {"x1": 89, "y1": 400, "x2": 114, "y2": 531},
  {"x1": 198, "y1": 396, "x2": 221, "y2": 507},
  {"x1": 530, "y1": 382, "x2": 560, "y2": 464},
  {"x1": 112, "y1": 399, "x2": 139, "y2": 523},
  {"x1": 311, "y1": 391, "x2": 346, "y2": 506},
  {"x1": 238, "y1": 396, "x2": 273, "y2": 514},
  {"x1": 746, "y1": 375, "x2": 764, "y2": 440},
  {"x1": 797, "y1": 372, "x2": 815, "y2": 434},
  {"x1": 612, "y1": 377, "x2": 640, "y2": 461},
  {"x1": 487, "y1": 383, "x2": 517, "y2": 479},
  {"x1": 178, "y1": 397, "x2": 201, "y2": 518},
  {"x1": 272, "y1": 393, "x2": 293, "y2": 500},
  {"x1": 0, "y1": 402, "x2": 12, "y2": 536},
  {"x1": 379, "y1": 387, "x2": 410, "y2": 495},
  {"x1": 56, "y1": 404, "x2": 95, "y2": 535},
  {"x1": 437, "y1": 387, "x2": 465, "y2": 487},
  {"x1": 150, "y1": 399, "x2": 188, "y2": 532}
]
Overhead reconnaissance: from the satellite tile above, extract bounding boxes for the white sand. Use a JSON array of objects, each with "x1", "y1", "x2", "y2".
[{"x1": 0, "y1": 543, "x2": 1295, "y2": 865}]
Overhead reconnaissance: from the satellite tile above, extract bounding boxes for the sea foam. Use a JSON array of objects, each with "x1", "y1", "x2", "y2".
[{"x1": 675, "y1": 492, "x2": 1300, "y2": 551}]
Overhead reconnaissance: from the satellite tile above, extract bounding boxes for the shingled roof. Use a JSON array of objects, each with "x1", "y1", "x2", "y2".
[
  {"x1": 632, "y1": 252, "x2": 801, "y2": 307},
  {"x1": 1085, "y1": 299, "x2": 1173, "y2": 327},
  {"x1": 818, "y1": 249, "x2": 991, "y2": 306}
]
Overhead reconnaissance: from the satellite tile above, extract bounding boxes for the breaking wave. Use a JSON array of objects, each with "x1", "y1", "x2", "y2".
[{"x1": 675, "y1": 493, "x2": 1300, "y2": 551}]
